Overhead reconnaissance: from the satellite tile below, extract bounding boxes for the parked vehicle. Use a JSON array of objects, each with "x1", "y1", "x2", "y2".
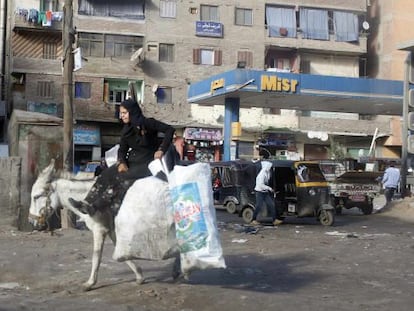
[
  {"x1": 210, "y1": 161, "x2": 258, "y2": 214},
  {"x1": 212, "y1": 160, "x2": 335, "y2": 226},
  {"x1": 319, "y1": 160, "x2": 382, "y2": 215}
]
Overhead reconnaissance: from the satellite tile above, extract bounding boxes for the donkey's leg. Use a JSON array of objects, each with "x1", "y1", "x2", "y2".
[
  {"x1": 108, "y1": 230, "x2": 144, "y2": 284},
  {"x1": 83, "y1": 227, "x2": 107, "y2": 291},
  {"x1": 172, "y1": 254, "x2": 190, "y2": 281}
]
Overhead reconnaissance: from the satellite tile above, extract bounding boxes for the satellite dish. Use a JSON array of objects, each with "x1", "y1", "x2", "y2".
[
  {"x1": 130, "y1": 48, "x2": 145, "y2": 65},
  {"x1": 362, "y1": 21, "x2": 370, "y2": 31},
  {"x1": 321, "y1": 133, "x2": 329, "y2": 141}
]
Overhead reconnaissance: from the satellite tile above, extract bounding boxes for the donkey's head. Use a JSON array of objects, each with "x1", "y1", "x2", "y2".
[{"x1": 28, "y1": 159, "x2": 56, "y2": 230}]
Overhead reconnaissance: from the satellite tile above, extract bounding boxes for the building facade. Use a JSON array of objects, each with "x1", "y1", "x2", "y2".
[{"x1": 2, "y1": 0, "x2": 400, "y2": 165}]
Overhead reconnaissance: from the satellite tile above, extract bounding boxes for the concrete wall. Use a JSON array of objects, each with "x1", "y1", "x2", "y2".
[
  {"x1": 0, "y1": 157, "x2": 21, "y2": 227},
  {"x1": 368, "y1": 0, "x2": 414, "y2": 80}
]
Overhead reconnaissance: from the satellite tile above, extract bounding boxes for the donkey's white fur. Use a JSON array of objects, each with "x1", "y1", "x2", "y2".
[{"x1": 29, "y1": 160, "x2": 150, "y2": 290}]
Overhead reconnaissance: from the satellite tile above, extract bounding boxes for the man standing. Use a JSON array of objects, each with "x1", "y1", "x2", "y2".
[
  {"x1": 382, "y1": 161, "x2": 401, "y2": 205},
  {"x1": 251, "y1": 161, "x2": 283, "y2": 226}
]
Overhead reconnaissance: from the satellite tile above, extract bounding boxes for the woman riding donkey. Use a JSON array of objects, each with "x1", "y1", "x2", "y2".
[{"x1": 69, "y1": 98, "x2": 176, "y2": 215}]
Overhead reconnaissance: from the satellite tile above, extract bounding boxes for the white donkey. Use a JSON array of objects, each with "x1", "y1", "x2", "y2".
[{"x1": 28, "y1": 159, "x2": 181, "y2": 291}]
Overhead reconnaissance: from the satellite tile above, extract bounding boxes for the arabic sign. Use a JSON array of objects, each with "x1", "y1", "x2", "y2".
[
  {"x1": 74, "y1": 124, "x2": 101, "y2": 146},
  {"x1": 184, "y1": 127, "x2": 223, "y2": 141},
  {"x1": 27, "y1": 101, "x2": 57, "y2": 116},
  {"x1": 196, "y1": 21, "x2": 224, "y2": 38}
]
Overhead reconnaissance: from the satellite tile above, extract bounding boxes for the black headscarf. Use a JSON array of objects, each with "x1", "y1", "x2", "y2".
[{"x1": 120, "y1": 99, "x2": 145, "y2": 128}]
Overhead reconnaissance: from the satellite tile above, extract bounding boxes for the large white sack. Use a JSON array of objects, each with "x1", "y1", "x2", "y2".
[
  {"x1": 113, "y1": 176, "x2": 178, "y2": 261},
  {"x1": 168, "y1": 163, "x2": 226, "y2": 274}
]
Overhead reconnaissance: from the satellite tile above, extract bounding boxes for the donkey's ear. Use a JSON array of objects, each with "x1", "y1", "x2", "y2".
[{"x1": 40, "y1": 159, "x2": 56, "y2": 177}]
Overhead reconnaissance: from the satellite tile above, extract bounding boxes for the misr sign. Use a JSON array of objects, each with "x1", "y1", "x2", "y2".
[
  {"x1": 261, "y1": 75, "x2": 298, "y2": 93},
  {"x1": 196, "y1": 21, "x2": 224, "y2": 38}
]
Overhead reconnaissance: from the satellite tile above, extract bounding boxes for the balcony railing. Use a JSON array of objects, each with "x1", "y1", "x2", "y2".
[{"x1": 14, "y1": 9, "x2": 63, "y2": 31}]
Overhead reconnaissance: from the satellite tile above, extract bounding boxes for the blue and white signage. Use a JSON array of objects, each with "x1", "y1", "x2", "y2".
[
  {"x1": 196, "y1": 21, "x2": 223, "y2": 38},
  {"x1": 74, "y1": 125, "x2": 101, "y2": 146}
]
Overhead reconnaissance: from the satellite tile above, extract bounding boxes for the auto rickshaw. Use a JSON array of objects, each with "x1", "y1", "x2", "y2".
[
  {"x1": 210, "y1": 160, "x2": 258, "y2": 214},
  {"x1": 236, "y1": 160, "x2": 335, "y2": 226}
]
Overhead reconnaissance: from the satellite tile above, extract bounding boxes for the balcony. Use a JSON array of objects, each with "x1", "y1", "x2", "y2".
[
  {"x1": 14, "y1": 10, "x2": 63, "y2": 32},
  {"x1": 298, "y1": 116, "x2": 390, "y2": 137},
  {"x1": 12, "y1": 57, "x2": 62, "y2": 75},
  {"x1": 264, "y1": 30, "x2": 367, "y2": 55}
]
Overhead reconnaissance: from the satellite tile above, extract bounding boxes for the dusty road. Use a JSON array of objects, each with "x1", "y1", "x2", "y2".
[{"x1": 1, "y1": 199, "x2": 414, "y2": 311}]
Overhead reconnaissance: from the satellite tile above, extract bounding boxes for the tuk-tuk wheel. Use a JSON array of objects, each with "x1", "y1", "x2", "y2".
[
  {"x1": 242, "y1": 207, "x2": 254, "y2": 224},
  {"x1": 225, "y1": 201, "x2": 237, "y2": 214},
  {"x1": 319, "y1": 209, "x2": 334, "y2": 226}
]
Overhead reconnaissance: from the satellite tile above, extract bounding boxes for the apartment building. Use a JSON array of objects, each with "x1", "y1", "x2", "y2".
[
  {"x1": 3, "y1": 0, "x2": 396, "y2": 165},
  {"x1": 367, "y1": 0, "x2": 414, "y2": 159}
]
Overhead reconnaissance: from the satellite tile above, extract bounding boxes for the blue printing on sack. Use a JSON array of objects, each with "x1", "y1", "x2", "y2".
[{"x1": 170, "y1": 182, "x2": 208, "y2": 253}]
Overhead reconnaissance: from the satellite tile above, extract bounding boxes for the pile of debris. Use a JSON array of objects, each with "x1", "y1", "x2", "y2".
[{"x1": 377, "y1": 197, "x2": 414, "y2": 223}]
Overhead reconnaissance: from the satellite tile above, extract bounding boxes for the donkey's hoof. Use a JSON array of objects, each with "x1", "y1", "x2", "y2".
[
  {"x1": 82, "y1": 282, "x2": 94, "y2": 291},
  {"x1": 136, "y1": 277, "x2": 145, "y2": 285},
  {"x1": 172, "y1": 272, "x2": 190, "y2": 282}
]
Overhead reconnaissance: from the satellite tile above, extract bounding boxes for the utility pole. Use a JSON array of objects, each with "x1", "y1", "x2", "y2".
[{"x1": 62, "y1": 0, "x2": 74, "y2": 172}]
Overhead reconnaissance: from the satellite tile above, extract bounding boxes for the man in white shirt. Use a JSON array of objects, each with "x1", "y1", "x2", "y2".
[
  {"x1": 251, "y1": 161, "x2": 283, "y2": 226},
  {"x1": 381, "y1": 161, "x2": 400, "y2": 204}
]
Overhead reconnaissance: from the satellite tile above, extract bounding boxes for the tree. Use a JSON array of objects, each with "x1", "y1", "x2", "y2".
[{"x1": 327, "y1": 137, "x2": 346, "y2": 160}]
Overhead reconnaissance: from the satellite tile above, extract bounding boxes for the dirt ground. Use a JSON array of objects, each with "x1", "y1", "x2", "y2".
[{"x1": 1, "y1": 198, "x2": 414, "y2": 311}]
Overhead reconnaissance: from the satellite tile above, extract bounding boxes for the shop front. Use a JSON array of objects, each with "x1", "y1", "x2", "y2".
[
  {"x1": 183, "y1": 127, "x2": 223, "y2": 162},
  {"x1": 257, "y1": 132, "x2": 300, "y2": 160},
  {"x1": 73, "y1": 124, "x2": 101, "y2": 173}
]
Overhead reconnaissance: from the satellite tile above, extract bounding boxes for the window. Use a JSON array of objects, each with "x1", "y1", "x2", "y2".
[
  {"x1": 266, "y1": 6, "x2": 297, "y2": 38},
  {"x1": 237, "y1": 51, "x2": 253, "y2": 68},
  {"x1": 300, "y1": 59, "x2": 311, "y2": 73},
  {"x1": 160, "y1": 0, "x2": 177, "y2": 18},
  {"x1": 75, "y1": 82, "x2": 91, "y2": 99},
  {"x1": 37, "y1": 81, "x2": 53, "y2": 98},
  {"x1": 109, "y1": 90, "x2": 129, "y2": 104},
  {"x1": 156, "y1": 87, "x2": 172, "y2": 104},
  {"x1": 78, "y1": 33, "x2": 143, "y2": 58},
  {"x1": 159, "y1": 44, "x2": 174, "y2": 62},
  {"x1": 78, "y1": 0, "x2": 145, "y2": 20},
  {"x1": 200, "y1": 5, "x2": 219, "y2": 21},
  {"x1": 43, "y1": 42, "x2": 57, "y2": 59},
  {"x1": 235, "y1": 8, "x2": 252, "y2": 26},
  {"x1": 269, "y1": 58, "x2": 291, "y2": 71},
  {"x1": 263, "y1": 107, "x2": 281, "y2": 115},
  {"x1": 333, "y1": 11, "x2": 359, "y2": 42},
  {"x1": 42, "y1": 0, "x2": 58, "y2": 11},
  {"x1": 193, "y1": 49, "x2": 222, "y2": 66},
  {"x1": 300, "y1": 8, "x2": 329, "y2": 40}
]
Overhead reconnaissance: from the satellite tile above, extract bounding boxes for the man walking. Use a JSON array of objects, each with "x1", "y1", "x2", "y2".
[
  {"x1": 381, "y1": 161, "x2": 400, "y2": 205},
  {"x1": 251, "y1": 161, "x2": 283, "y2": 226}
]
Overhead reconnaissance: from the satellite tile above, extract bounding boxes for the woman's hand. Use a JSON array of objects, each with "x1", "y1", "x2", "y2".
[
  {"x1": 154, "y1": 150, "x2": 164, "y2": 160},
  {"x1": 118, "y1": 163, "x2": 128, "y2": 173}
]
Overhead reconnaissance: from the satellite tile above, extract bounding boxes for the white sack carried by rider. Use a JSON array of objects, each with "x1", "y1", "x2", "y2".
[{"x1": 167, "y1": 162, "x2": 226, "y2": 274}]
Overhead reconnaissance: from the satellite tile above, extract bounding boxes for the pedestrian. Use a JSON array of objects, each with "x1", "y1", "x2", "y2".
[
  {"x1": 381, "y1": 161, "x2": 401, "y2": 205},
  {"x1": 250, "y1": 161, "x2": 283, "y2": 226},
  {"x1": 69, "y1": 98, "x2": 175, "y2": 215}
]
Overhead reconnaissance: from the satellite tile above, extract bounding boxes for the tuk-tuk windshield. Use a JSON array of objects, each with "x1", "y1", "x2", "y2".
[{"x1": 297, "y1": 164, "x2": 326, "y2": 182}]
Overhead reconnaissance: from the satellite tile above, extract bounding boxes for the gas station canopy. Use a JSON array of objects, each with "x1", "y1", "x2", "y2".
[{"x1": 188, "y1": 69, "x2": 404, "y2": 116}]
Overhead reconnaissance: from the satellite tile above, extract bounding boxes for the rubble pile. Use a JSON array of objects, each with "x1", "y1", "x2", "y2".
[{"x1": 379, "y1": 197, "x2": 414, "y2": 223}]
